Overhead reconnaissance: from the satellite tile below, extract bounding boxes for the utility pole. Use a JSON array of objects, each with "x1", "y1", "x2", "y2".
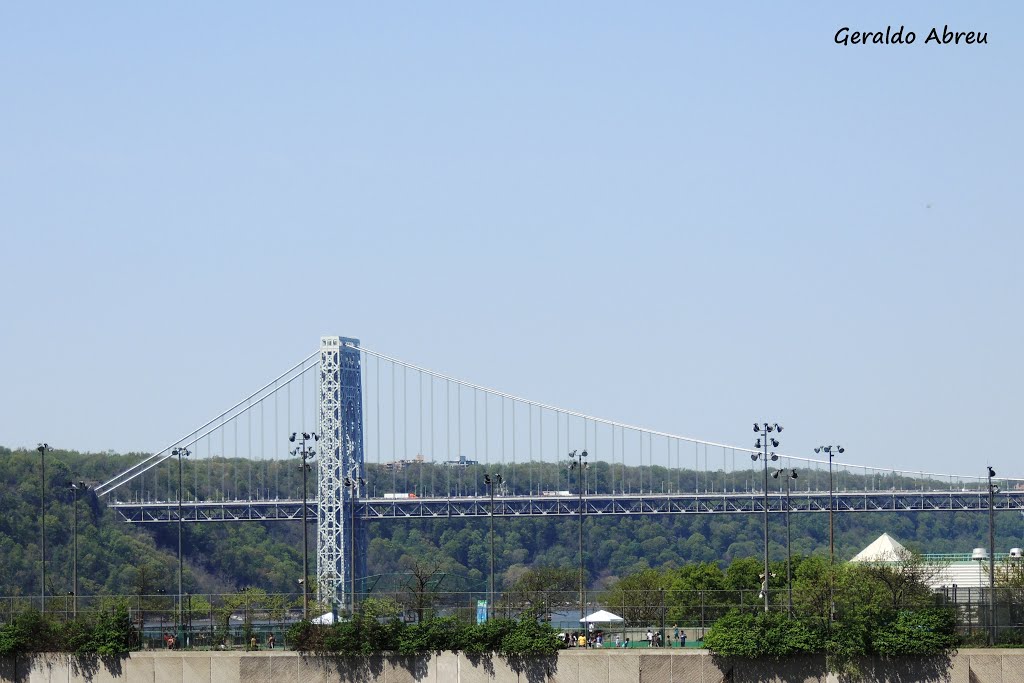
[
  {"x1": 988, "y1": 466, "x2": 998, "y2": 646},
  {"x1": 752, "y1": 424, "x2": 782, "y2": 612},
  {"x1": 484, "y1": 473, "x2": 503, "y2": 620},
  {"x1": 291, "y1": 432, "x2": 318, "y2": 620},
  {"x1": 38, "y1": 443, "x2": 51, "y2": 614},
  {"x1": 570, "y1": 449, "x2": 589, "y2": 621}
]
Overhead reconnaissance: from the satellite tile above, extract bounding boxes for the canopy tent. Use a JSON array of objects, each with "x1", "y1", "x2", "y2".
[
  {"x1": 850, "y1": 533, "x2": 910, "y2": 563},
  {"x1": 580, "y1": 610, "x2": 623, "y2": 623},
  {"x1": 311, "y1": 612, "x2": 337, "y2": 625}
]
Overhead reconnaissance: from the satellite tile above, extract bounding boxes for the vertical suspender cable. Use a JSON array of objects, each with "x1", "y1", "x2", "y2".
[
  {"x1": 419, "y1": 370, "x2": 423, "y2": 497},
  {"x1": 430, "y1": 375, "x2": 435, "y2": 496},
  {"x1": 403, "y1": 366, "x2": 408, "y2": 495},
  {"x1": 376, "y1": 357, "x2": 381, "y2": 471},
  {"x1": 457, "y1": 384, "x2": 462, "y2": 495},
  {"x1": 286, "y1": 383, "x2": 291, "y2": 498},
  {"x1": 446, "y1": 380, "x2": 451, "y2": 495},
  {"x1": 392, "y1": 361, "x2": 397, "y2": 494},
  {"x1": 275, "y1": 381, "x2": 279, "y2": 499},
  {"x1": 474, "y1": 389, "x2": 478, "y2": 494},
  {"x1": 512, "y1": 400, "x2": 516, "y2": 494}
]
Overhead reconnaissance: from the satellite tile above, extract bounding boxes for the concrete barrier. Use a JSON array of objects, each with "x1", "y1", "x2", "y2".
[{"x1": 0, "y1": 648, "x2": 1018, "y2": 682}]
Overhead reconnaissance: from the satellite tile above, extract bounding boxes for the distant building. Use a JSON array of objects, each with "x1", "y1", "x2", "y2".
[
  {"x1": 443, "y1": 455, "x2": 479, "y2": 467},
  {"x1": 850, "y1": 532, "x2": 1022, "y2": 592},
  {"x1": 383, "y1": 453, "x2": 425, "y2": 472}
]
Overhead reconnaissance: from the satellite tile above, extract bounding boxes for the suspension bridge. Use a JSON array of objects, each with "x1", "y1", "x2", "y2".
[{"x1": 93, "y1": 336, "x2": 1024, "y2": 610}]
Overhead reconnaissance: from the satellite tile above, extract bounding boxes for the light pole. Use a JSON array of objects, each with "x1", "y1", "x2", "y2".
[
  {"x1": 814, "y1": 445, "x2": 844, "y2": 569},
  {"x1": 172, "y1": 447, "x2": 190, "y2": 646},
  {"x1": 484, "y1": 473, "x2": 503, "y2": 620},
  {"x1": 343, "y1": 474, "x2": 365, "y2": 616},
  {"x1": 987, "y1": 466, "x2": 999, "y2": 646},
  {"x1": 68, "y1": 481, "x2": 86, "y2": 619},
  {"x1": 773, "y1": 468, "x2": 797, "y2": 616},
  {"x1": 291, "y1": 432, "x2": 317, "y2": 620},
  {"x1": 751, "y1": 423, "x2": 781, "y2": 612},
  {"x1": 37, "y1": 443, "x2": 51, "y2": 614},
  {"x1": 814, "y1": 444, "x2": 844, "y2": 621},
  {"x1": 569, "y1": 449, "x2": 589, "y2": 621}
]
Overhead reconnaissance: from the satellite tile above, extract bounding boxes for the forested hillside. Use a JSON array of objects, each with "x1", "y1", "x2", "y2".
[{"x1": 1, "y1": 445, "x2": 1020, "y2": 598}]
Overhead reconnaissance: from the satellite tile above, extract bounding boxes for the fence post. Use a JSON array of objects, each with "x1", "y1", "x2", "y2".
[{"x1": 660, "y1": 589, "x2": 666, "y2": 647}]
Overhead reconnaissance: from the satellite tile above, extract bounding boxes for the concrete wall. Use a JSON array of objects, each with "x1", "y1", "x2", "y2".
[{"x1": 1, "y1": 648, "x2": 1020, "y2": 683}]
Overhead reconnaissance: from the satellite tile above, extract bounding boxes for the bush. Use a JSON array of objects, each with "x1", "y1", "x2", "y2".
[
  {"x1": 871, "y1": 608, "x2": 958, "y2": 656},
  {"x1": 497, "y1": 619, "x2": 564, "y2": 656},
  {"x1": 0, "y1": 611, "x2": 59, "y2": 656},
  {"x1": 288, "y1": 614, "x2": 562, "y2": 655},
  {"x1": 464, "y1": 619, "x2": 516, "y2": 654},
  {"x1": 704, "y1": 611, "x2": 820, "y2": 658},
  {"x1": 398, "y1": 616, "x2": 468, "y2": 654},
  {"x1": 0, "y1": 609, "x2": 135, "y2": 657}
]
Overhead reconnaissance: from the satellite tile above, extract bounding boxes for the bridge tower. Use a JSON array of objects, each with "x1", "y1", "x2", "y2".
[{"x1": 316, "y1": 336, "x2": 365, "y2": 610}]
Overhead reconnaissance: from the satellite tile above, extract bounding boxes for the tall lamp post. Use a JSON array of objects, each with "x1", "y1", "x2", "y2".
[
  {"x1": 484, "y1": 474, "x2": 503, "y2": 620},
  {"x1": 987, "y1": 466, "x2": 999, "y2": 646},
  {"x1": 751, "y1": 424, "x2": 781, "y2": 612},
  {"x1": 37, "y1": 443, "x2": 51, "y2": 614},
  {"x1": 772, "y1": 468, "x2": 797, "y2": 616},
  {"x1": 814, "y1": 444, "x2": 844, "y2": 620},
  {"x1": 343, "y1": 474, "x2": 365, "y2": 616},
  {"x1": 172, "y1": 447, "x2": 190, "y2": 645},
  {"x1": 68, "y1": 480, "x2": 86, "y2": 618},
  {"x1": 569, "y1": 449, "x2": 589, "y2": 621},
  {"x1": 291, "y1": 432, "x2": 317, "y2": 620},
  {"x1": 813, "y1": 445, "x2": 844, "y2": 568}
]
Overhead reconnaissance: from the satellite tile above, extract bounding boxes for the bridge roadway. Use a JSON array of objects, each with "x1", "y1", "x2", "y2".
[{"x1": 109, "y1": 489, "x2": 1024, "y2": 523}]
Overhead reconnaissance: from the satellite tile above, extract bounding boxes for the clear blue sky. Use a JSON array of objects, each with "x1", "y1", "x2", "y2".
[{"x1": 2, "y1": 2, "x2": 1020, "y2": 478}]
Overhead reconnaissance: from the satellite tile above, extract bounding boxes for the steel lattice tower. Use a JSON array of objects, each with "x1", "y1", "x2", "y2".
[{"x1": 317, "y1": 336, "x2": 364, "y2": 608}]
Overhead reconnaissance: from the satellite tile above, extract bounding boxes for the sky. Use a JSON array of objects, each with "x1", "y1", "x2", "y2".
[{"x1": 1, "y1": 2, "x2": 1021, "y2": 479}]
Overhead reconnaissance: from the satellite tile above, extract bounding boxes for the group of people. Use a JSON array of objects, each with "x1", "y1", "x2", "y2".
[
  {"x1": 247, "y1": 633, "x2": 276, "y2": 650},
  {"x1": 560, "y1": 622, "x2": 610, "y2": 648},
  {"x1": 559, "y1": 622, "x2": 690, "y2": 648},
  {"x1": 644, "y1": 626, "x2": 687, "y2": 648}
]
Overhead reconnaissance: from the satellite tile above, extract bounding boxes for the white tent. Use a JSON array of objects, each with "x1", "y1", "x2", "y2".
[
  {"x1": 580, "y1": 610, "x2": 623, "y2": 623},
  {"x1": 311, "y1": 611, "x2": 336, "y2": 625},
  {"x1": 850, "y1": 533, "x2": 910, "y2": 563}
]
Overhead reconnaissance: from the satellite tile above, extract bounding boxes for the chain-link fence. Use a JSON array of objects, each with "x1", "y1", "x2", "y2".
[{"x1": 3, "y1": 587, "x2": 1023, "y2": 649}]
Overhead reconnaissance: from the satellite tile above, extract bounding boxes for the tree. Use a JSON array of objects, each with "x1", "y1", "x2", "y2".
[
  {"x1": 846, "y1": 549, "x2": 945, "y2": 613},
  {"x1": 502, "y1": 566, "x2": 575, "y2": 620},
  {"x1": 401, "y1": 556, "x2": 445, "y2": 622},
  {"x1": 600, "y1": 568, "x2": 670, "y2": 626},
  {"x1": 666, "y1": 562, "x2": 727, "y2": 626}
]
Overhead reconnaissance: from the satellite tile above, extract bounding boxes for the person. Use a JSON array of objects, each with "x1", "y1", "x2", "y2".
[
  {"x1": 614, "y1": 634, "x2": 621, "y2": 648},
  {"x1": 588, "y1": 622, "x2": 595, "y2": 635},
  {"x1": 268, "y1": 633, "x2": 275, "y2": 649},
  {"x1": 646, "y1": 629, "x2": 653, "y2": 647},
  {"x1": 680, "y1": 630, "x2": 687, "y2": 648},
  {"x1": 673, "y1": 624, "x2": 680, "y2": 642},
  {"x1": 624, "y1": 637, "x2": 630, "y2": 648},
  {"x1": 577, "y1": 633, "x2": 586, "y2": 648},
  {"x1": 249, "y1": 635, "x2": 258, "y2": 651}
]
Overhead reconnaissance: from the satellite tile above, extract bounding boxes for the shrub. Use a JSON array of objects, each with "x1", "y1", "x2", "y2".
[
  {"x1": 871, "y1": 608, "x2": 958, "y2": 656},
  {"x1": 704, "y1": 611, "x2": 820, "y2": 658}
]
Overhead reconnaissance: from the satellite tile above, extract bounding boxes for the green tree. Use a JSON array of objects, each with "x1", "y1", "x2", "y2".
[
  {"x1": 666, "y1": 562, "x2": 727, "y2": 625},
  {"x1": 502, "y1": 566, "x2": 575, "y2": 619},
  {"x1": 600, "y1": 568, "x2": 670, "y2": 626}
]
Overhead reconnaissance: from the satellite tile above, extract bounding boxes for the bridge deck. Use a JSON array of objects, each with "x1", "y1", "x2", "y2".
[{"x1": 108, "y1": 490, "x2": 1024, "y2": 523}]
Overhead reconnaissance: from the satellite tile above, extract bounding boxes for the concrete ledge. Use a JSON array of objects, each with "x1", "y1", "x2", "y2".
[{"x1": 4, "y1": 648, "x2": 1024, "y2": 682}]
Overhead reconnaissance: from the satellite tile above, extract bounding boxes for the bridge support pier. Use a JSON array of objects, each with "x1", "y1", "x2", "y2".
[{"x1": 317, "y1": 336, "x2": 365, "y2": 612}]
